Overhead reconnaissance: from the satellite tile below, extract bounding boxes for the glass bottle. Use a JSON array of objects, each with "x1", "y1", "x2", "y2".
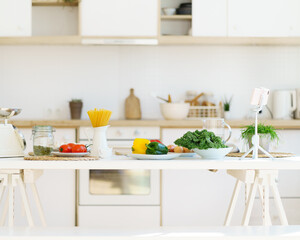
[{"x1": 32, "y1": 125, "x2": 55, "y2": 156}]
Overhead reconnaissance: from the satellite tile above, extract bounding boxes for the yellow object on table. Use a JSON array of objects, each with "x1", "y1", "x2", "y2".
[
  {"x1": 132, "y1": 138, "x2": 150, "y2": 154},
  {"x1": 87, "y1": 108, "x2": 112, "y2": 127}
]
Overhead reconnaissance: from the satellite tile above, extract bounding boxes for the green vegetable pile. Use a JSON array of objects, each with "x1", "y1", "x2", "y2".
[
  {"x1": 146, "y1": 142, "x2": 168, "y2": 155},
  {"x1": 174, "y1": 130, "x2": 227, "y2": 150}
]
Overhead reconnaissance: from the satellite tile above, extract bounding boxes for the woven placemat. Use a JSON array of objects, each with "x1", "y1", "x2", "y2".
[
  {"x1": 226, "y1": 152, "x2": 295, "y2": 158},
  {"x1": 24, "y1": 155, "x2": 99, "y2": 161}
]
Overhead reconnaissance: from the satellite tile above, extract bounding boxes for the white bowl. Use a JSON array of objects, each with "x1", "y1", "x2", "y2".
[
  {"x1": 163, "y1": 8, "x2": 176, "y2": 15},
  {"x1": 160, "y1": 103, "x2": 190, "y2": 120},
  {"x1": 193, "y1": 147, "x2": 233, "y2": 160}
]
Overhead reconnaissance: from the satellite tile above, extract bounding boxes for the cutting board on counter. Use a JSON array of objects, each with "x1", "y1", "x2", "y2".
[{"x1": 125, "y1": 88, "x2": 141, "y2": 120}]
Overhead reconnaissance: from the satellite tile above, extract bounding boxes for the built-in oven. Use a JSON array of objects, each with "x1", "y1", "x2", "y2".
[{"x1": 77, "y1": 126, "x2": 161, "y2": 227}]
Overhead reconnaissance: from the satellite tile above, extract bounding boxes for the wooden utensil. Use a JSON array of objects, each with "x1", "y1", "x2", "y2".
[
  {"x1": 185, "y1": 93, "x2": 205, "y2": 106},
  {"x1": 125, "y1": 88, "x2": 142, "y2": 120}
]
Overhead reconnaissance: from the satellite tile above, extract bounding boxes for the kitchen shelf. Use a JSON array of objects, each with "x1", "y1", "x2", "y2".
[
  {"x1": 0, "y1": 36, "x2": 81, "y2": 45},
  {"x1": 32, "y1": 0, "x2": 79, "y2": 6},
  {"x1": 1, "y1": 36, "x2": 300, "y2": 46},
  {"x1": 161, "y1": 15, "x2": 192, "y2": 20},
  {"x1": 10, "y1": 119, "x2": 300, "y2": 129},
  {"x1": 158, "y1": 36, "x2": 300, "y2": 45}
]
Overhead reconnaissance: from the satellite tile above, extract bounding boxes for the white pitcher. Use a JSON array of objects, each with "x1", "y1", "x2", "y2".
[
  {"x1": 273, "y1": 90, "x2": 297, "y2": 119},
  {"x1": 91, "y1": 125, "x2": 112, "y2": 159}
]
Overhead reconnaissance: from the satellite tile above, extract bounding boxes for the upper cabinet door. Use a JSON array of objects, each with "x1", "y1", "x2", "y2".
[
  {"x1": 192, "y1": 0, "x2": 227, "y2": 36},
  {"x1": 0, "y1": 0, "x2": 31, "y2": 36},
  {"x1": 80, "y1": 0, "x2": 158, "y2": 37},
  {"x1": 228, "y1": 0, "x2": 300, "y2": 37}
]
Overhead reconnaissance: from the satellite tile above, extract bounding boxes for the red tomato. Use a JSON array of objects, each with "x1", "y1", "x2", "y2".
[
  {"x1": 67, "y1": 143, "x2": 76, "y2": 148},
  {"x1": 72, "y1": 144, "x2": 87, "y2": 153},
  {"x1": 59, "y1": 144, "x2": 72, "y2": 153}
]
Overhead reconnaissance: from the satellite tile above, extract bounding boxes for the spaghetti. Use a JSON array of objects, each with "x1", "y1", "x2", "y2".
[{"x1": 87, "y1": 108, "x2": 112, "y2": 128}]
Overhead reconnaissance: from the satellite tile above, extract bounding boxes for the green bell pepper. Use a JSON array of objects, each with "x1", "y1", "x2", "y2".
[{"x1": 146, "y1": 142, "x2": 168, "y2": 155}]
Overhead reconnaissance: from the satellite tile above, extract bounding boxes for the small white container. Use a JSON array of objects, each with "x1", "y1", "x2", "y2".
[
  {"x1": 160, "y1": 103, "x2": 190, "y2": 120},
  {"x1": 163, "y1": 8, "x2": 176, "y2": 15},
  {"x1": 193, "y1": 147, "x2": 233, "y2": 160},
  {"x1": 91, "y1": 125, "x2": 112, "y2": 158}
]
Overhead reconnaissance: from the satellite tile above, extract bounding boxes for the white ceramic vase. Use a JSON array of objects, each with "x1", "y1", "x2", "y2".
[
  {"x1": 224, "y1": 111, "x2": 231, "y2": 120},
  {"x1": 91, "y1": 125, "x2": 112, "y2": 159}
]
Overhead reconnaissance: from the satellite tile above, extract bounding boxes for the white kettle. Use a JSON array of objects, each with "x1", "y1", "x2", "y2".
[
  {"x1": 272, "y1": 90, "x2": 297, "y2": 119},
  {"x1": 0, "y1": 124, "x2": 26, "y2": 157},
  {"x1": 0, "y1": 108, "x2": 26, "y2": 158}
]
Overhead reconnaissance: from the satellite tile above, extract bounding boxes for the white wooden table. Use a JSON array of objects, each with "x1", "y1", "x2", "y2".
[
  {"x1": 1, "y1": 156, "x2": 300, "y2": 230},
  {"x1": 1, "y1": 156, "x2": 300, "y2": 170}
]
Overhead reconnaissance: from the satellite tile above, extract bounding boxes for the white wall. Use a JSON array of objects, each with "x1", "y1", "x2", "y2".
[{"x1": 0, "y1": 45, "x2": 300, "y2": 120}]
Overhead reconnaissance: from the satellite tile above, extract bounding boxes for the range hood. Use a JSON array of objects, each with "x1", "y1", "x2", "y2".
[{"x1": 81, "y1": 38, "x2": 158, "y2": 45}]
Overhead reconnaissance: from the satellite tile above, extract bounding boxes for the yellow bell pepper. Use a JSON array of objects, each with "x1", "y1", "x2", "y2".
[{"x1": 132, "y1": 138, "x2": 150, "y2": 154}]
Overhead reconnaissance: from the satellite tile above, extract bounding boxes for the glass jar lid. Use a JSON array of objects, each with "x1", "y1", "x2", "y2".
[{"x1": 32, "y1": 125, "x2": 55, "y2": 133}]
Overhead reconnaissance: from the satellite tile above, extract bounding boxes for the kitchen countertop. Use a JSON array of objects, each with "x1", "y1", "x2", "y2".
[
  {"x1": 1, "y1": 156, "x2": 300, "y2": 170},
  {"x1": 10, "y1": 119, "x2": 300, "y2": 129},
  {"x1": 1, "y1": 226, "x2": 300, "y2": 239}
]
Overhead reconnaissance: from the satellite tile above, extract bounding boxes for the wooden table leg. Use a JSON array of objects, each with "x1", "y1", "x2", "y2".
[
  {"x1": 224, "y1": 179, "x2": 242, "y2": 226},
  {"x1": 8, "y1": 174, "x2": 14, "y2": 227},
  {"x1": 30, "y1": 183, "x2": 46, "y2": 226},
  {"x1": 242, "y1": 176, "x2": 259, "y2": 226},
  {"x1": 270, "y1": 180, "x2": 288, "y2": 225},
  {"x1": 258, "y1": 185, "x2": 272, "y2": 225},
  {"x1": 18, "y1": 177, "x2": 34, "y2": 227}
]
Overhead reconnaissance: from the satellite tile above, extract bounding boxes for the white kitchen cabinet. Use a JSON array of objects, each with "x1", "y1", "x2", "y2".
[
  {"x1": 14, "y1": 128, "x2": 76, "y2": 227},
  {"x1": 228, "y1": 0, "x2": 300, "y2": 37},
  {"x1": 0, "y1": 0, "x2": 31, "y2": 36},
  {"x1": 78, "y1": 206, "x2": 160, "y2": 227},
  {"x1": 79, "y1": 126, "x2": 160, "y2": 141},
  {"x1": 80, "y1": 0, "x2": 158, "y2": 37},
  {"x1": 192, "y1": 0, "x2": 227, "y2": 36}
]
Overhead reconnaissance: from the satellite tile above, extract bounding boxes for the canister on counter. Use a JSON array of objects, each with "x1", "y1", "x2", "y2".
[{"x1": 32, "y1": 125, "x2": 55, "y2": 156}]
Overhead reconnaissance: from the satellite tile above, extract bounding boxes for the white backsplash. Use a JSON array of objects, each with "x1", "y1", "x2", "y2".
[{"x1": 0, "y1": 45, "x2": 299, "y2": 120}]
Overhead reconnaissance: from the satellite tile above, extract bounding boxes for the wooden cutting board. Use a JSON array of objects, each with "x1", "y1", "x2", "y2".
[{"x1": 125, "y1": 88, "x2": 141, "y2": 120}]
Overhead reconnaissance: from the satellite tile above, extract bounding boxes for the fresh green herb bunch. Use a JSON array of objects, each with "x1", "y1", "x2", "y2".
[
  {"x1": 223, "y1": 95, "x2": 233, "y2": 112},
  {"x1": 174, "y1": 129, "x2": 227, "y2": 150},
  {"x1": 241, "y1": 124, "x2": 279, "y2": 144}
]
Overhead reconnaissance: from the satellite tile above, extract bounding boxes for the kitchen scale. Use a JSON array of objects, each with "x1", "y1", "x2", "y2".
[{"x1": 0, "y1": 108, "x2": 26, "y2": 158}]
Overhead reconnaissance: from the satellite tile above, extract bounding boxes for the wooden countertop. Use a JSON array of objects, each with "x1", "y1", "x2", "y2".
[{"x1": 9, "y1": 119, "x2": 300, "y2": 129}]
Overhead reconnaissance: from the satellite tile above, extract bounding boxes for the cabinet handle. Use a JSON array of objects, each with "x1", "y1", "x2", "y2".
[
  {"x1": 116, "y1": 130, "x2": 122, "y2": 137},
  {"x1": 134, "y1": 130, "x2": 140, "y2": 136}
]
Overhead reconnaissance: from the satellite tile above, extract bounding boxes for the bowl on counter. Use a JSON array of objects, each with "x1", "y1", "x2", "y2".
[
  {"x1": 193, "y1": 147, "x2": 233, "y2": 160},
  {"x1": 163, "y1": 8, "x2": 176, "y2": 15},
  {"x1": 160, "y1": 103, "x2": 190, "y2": 120}
]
